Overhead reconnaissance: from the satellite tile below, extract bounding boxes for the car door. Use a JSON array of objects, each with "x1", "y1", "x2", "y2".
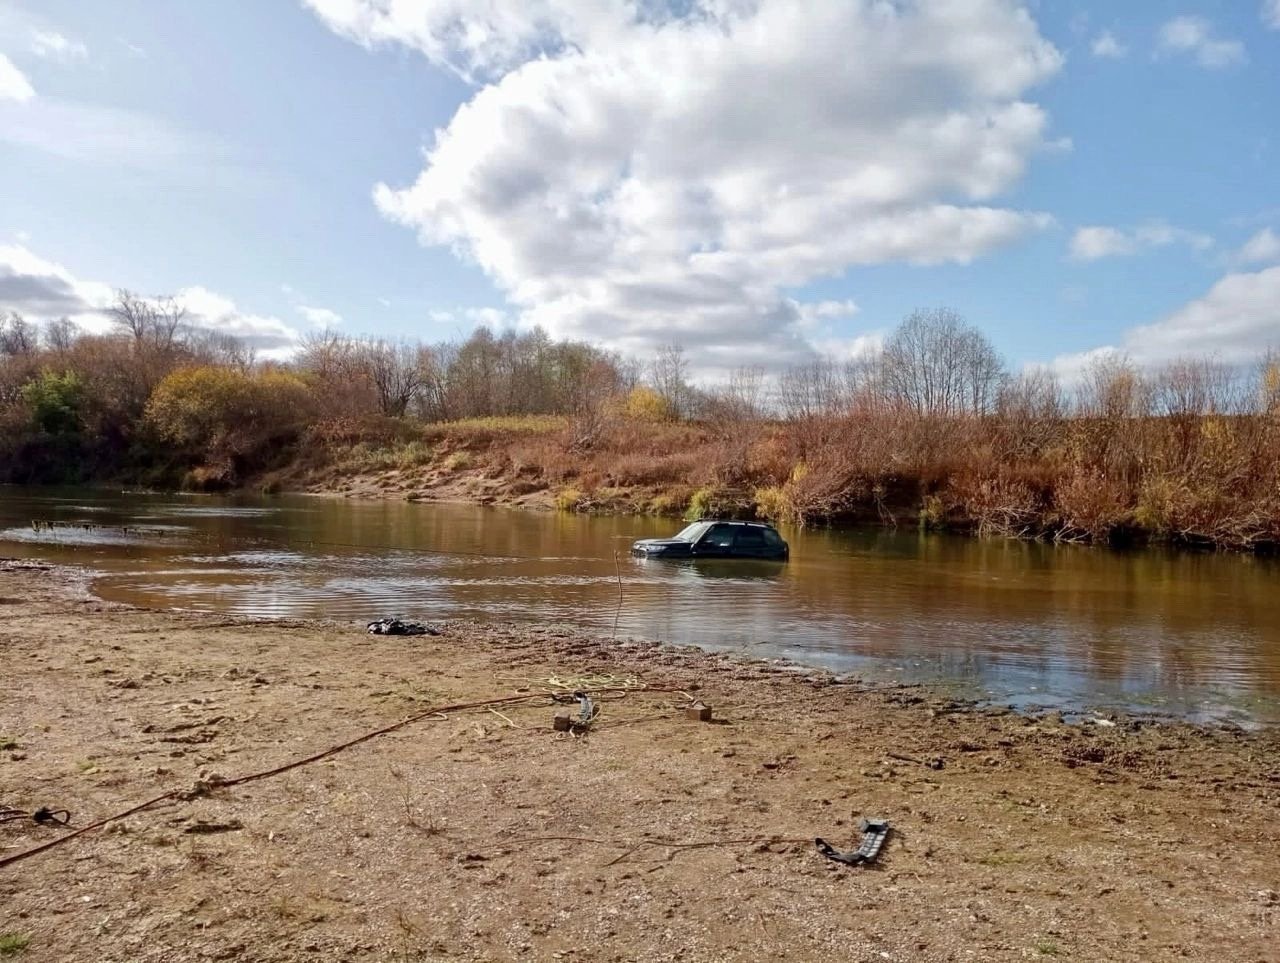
[
  {"x1": 692, "y1": 523, "x2": 737, "y2": 556},
  {"x1": 731, "y1": 527, "x2": 769, "y2": 558}
]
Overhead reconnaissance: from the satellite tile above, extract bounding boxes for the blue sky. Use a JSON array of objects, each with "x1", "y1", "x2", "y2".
[{"x1": 1, "y1": 0, "x2": 1278, "y2": 373}]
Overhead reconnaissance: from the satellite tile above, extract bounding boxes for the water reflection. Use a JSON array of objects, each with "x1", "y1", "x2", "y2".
[
  {"x1": 0, "y1": 486, "x2": 1277, "y2": 724},
  {"x1": 637, "y1": 558, "x2": 788, "y2": 581}
]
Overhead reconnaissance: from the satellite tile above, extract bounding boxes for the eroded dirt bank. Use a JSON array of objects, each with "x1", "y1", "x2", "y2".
[{"x1": 1, "y1": 561, "x2": 1277, "y2": 962}]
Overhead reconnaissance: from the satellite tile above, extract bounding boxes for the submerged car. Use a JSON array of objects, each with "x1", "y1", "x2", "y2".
[{"x1": 630, "y1": 520, "x2": 789, "y2": 561}]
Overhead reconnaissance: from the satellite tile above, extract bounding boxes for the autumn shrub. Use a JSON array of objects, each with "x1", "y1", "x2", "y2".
[
  {"x1": 684, "y1": 486, "x2": 723, "y2": 521},
  {"x1": 429, "y1": 415, "x2": 567, "y2": 443},
  {"x1": 647, "y1": 490, "x2": 690, "y2": 515},
  {"x1": 305, "y1": 414, "x2": 416, "y2": 448},
  {"x1": 772, "y1": 455, "x2": 868, "y2": 525},
  {"x1": 919, "y1": 494, "x2": 947, "y2": 530},
  {"x1": 746, "y1": 430, "x2": 793, "y2": 484},
  {"x1": 440, "y1": 451, "x2": 471, "y2": 471},
  {"x1": 621, "y1": 385, "x2": 672, "y2": 422},
  {"x1": 145, "y1": 366, "x2": 312, "y2": 485},
  {"x1": 752, "y1": 485, "x2": 791, "y2": 523},
  {"x1": 605, "y1": 451, "x2": 701, "y2": 487},
  {"x1": 946, "y1": 471, "x2": 1044, "y2": 539},
  {"x1": 1052, "y1": 468, "x2": 1131, "y2": 543}
]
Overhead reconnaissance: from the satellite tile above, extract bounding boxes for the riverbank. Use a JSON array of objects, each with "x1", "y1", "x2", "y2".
[
  {"x1": 2, "y1": 562, "x2": 1278, "y2": 961},
  {"x1": 258, "y1": 413, "x2": 1280, "y2": 554}
]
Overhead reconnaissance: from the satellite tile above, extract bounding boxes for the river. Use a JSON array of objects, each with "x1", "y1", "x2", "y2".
[{"x1": 2, "y1": 486, "x2": 1277, "y2": 725}]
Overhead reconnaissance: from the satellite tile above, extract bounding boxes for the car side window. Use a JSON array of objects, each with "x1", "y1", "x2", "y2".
[
  {"x1": 762, "y1": 529, "x2": 784, "y2": 548},
  {"x1": 734, "y1": 529, "x2": 766, "y2": 551},
  {"x1": 700, "y1": 524, "x2": 737, "y2": 549}
]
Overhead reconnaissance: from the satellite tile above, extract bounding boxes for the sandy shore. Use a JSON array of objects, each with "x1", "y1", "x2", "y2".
[{"x1": 1, "y1": 560, "x2": 1277, "y2": 962}]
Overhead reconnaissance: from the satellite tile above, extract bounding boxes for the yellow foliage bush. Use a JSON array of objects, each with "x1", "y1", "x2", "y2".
[
  {"x1": 753, "y1": 485, "x2": 790, "y2": 522},
  {"x1": 145, "y1": 366, "x2": 312, "y2": 479},
  {"x1": 685, "y1": 485, "x2": 735, "y2": 521},
  {"x1": 443, "y1": 451, "x2": 473, "y2": 471},
  {"x1": 647, "y1": 491, "x2": 687, "y2": 515},
  {"x1": 622, "y1": 386, "x2": 672, "y2": 422}
]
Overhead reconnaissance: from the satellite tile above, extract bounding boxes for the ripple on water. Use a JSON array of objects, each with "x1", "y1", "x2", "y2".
[
  {"x1": 0, "y1": 526, "x2": 159, "y2": 547},
  {"x1": 163, "y1": 506, "x2": 281, "y2": 518},
  {"x1": 4, "y1": 486, "x2": 1279, "y2": 725}
]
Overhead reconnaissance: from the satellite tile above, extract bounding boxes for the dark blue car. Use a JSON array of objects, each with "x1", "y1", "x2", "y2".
[{"x1": 631, "y1": 520, "x2": 789, "y2": 561}]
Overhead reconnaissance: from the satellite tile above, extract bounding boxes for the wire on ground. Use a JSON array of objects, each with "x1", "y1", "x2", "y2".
[{"x1": 0, "y1": 685, "x2": 677, "y2": 872}]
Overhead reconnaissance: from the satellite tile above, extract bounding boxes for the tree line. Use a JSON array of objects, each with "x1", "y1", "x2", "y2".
[{"x1": 2, "y1": 295, "x2": 1278, "y2": 550}]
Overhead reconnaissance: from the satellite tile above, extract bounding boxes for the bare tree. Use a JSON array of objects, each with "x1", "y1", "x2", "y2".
[
  {"x1": 0, "y1": 313, "x2": 37, "y2": 356},
  {"x1": 649, "y1": 343, "x2": 690, "y2": 419},
  {"x1": 777, "y1": 358, "x2": 845, "y2": 421},
  {"x1": 725, "y1": 364, "x2": 766, "y2": 419},
  {"x1": 1261, "y1": 350, "x2": 1280, "y2": 416},
  {"x1": 109, "y1": 290, "x2": 188, "y2": 353},
  {"x1": 566, "y1": 358, "x2": 623, "y2": 451},
  {"x1": 412, "y1": 343, "x2": 451, "y2": 422},
  {"x1": 192, "y1": 329, "x2": 257, "y2": 371},
  {"x1": 996, "y1": 368, "x2": 1064, "y2": 457},
  {"x1": 880, "y1": 308, "x2": 1005, "y2": 417},
  {"x1": 1153, "y1": 358, "x2": 1235, "y2": 418},
  {"x1": 43, "y1": 317, "x2": 78, "y2": 354},
  {"x1": 1075, "y1": 354, "x2": 1149, "y2": 420},
  {"x1": 295, "y1": 330, "x2": 379, "y2": 420},
  {"x1": 364, "y1": 339, "x2": 428, "y2": 418},
  {"x1": 703, "y1": 364, "x2": 767, "y2": 422}
]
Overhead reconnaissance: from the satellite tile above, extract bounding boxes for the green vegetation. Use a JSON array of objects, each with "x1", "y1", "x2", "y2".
[
  {"x1": 0, "y1": 934, "x2": 30, "y2": 956},
  {"x1": 21, "y1": 369, "x2": 83, "y2": 436},
  {"x1": 685, "y1": 486, "x2": 734, "y2": 521}
]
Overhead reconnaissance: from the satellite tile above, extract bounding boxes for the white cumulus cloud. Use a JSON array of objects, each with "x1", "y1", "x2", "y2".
[
  {"x1": 1157, "y1": 16, "x2": 1245, "y2": 68},
  {"x1": 794, "y1": 299, "x2": 860, "y2": 328},
  {"x1": 298, "y1": 304, "x2": 344, "y2": 327},
  {"x1": 177, "y1": 286, "x2": 302, "y2": 357},
  {"x1": 1047, "y1": 264, "x2": 1280, "y2": 376},
  {"x1": 30, "y1": 30, "x2": 88, "y2": 62},
  {"x1": 308, "y1": 0, "x2": 1063, "y2": 370},
  {"x1": 1236, "y1": 228, "x2": 1280, "y2": 266},
  {"x1": 0, "y1": 243, "x2": 301, "y2": 356},
  {"x1": 1091, "y1": 31, "x2": 1126, "y2": 58},
  {"x1": 0, "y1": 243, "x2": 113, "y2": 325},
  {"x1": 428, "y1": 306, "x2": 511, "y2": 328},
  {"x1": 0, "y1": 53, "x2": 35, "y2": 102},
  {"x1": 1069, "y1": 222, "x2": 1212, "y2": 261}
]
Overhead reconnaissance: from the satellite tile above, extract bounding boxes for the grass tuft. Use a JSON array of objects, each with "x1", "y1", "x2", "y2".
[
  {"x1": 555, "y1": 487, "x2": 584, "y2": 512},
  {"x1": 0, "y1": 934, "x2": 30, "y2": 957}
]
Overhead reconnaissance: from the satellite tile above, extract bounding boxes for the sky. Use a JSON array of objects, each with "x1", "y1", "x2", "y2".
[{"x1": 1, "y1": 0, "x2": 1278, "y2": 375}]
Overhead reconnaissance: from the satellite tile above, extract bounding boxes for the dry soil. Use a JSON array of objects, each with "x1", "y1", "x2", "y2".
[{"x1": 1, "y1": 560, "x2": 1277, "y2": 962}]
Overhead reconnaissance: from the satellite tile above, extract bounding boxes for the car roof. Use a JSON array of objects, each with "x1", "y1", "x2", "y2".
[{"x1": 695, "y1": 519, "x2": 776, "y2": 528}]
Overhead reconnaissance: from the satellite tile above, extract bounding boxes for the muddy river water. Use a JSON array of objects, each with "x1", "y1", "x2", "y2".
[{"x1": 2, "y1": 487, "x2": 1278, "y2": 724}]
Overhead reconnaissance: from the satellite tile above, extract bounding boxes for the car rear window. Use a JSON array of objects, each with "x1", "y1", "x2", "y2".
[{"x1": 762, "y1": 529, "x2": 784, "y2": 548}]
